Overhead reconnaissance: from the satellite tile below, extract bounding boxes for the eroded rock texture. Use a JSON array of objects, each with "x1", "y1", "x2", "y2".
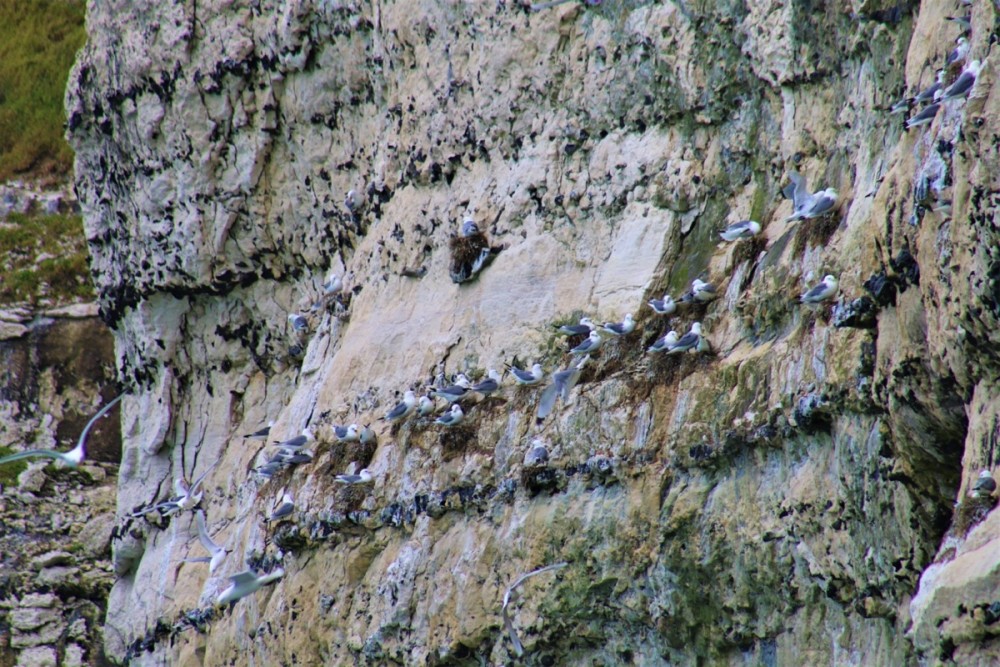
[
  {"x1": 65, "y1": 0, "x2": 1000, "y2": 664},
  {"x1": 0, "y1": 307, "x2": 119, "y2": 666}
]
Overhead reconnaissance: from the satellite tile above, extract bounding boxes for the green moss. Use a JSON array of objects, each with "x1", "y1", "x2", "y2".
[
  {"x1": 0, "y1": 211, "x2": 93, "y2": 305},
  {"x1": 0, "y1": 445, "x2": 27, "y2": 484},
  {"x1": 0, "y1": 0, "x2": 86, "y2": 180}
]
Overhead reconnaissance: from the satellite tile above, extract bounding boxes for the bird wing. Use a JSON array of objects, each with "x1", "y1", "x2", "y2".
[
  {"x1": 788, "y1": 172, "x2": 811, "y2": 211},
  {"x1": 230, "y1": 571, "x2": 259, "y2": 585},
  {"x1": 0, "y1": 449, "x2": 68, "y2": 465},
  {"x1": 196, "y1": 510, "x2": 223, "y2": 556},
  {"x1": 535, "y1": 384, "x2": 560, "y2": 422}
]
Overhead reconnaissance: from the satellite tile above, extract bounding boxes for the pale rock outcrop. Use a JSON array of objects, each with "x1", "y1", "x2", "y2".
[{"x1": 64, "y1": 0, "x2": 1000, "y2": 664}]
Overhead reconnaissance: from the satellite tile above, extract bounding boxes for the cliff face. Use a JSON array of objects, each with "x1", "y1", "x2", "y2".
[
  {"x1": 65, "y1": 0, "x2": 1000, "y2": 664},
  {"x1": 0, "y1": 306, "x2": 118, "y2": 667}
]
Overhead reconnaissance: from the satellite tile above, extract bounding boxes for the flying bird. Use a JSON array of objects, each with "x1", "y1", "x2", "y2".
[
  {"x1": 800, "y1": 275, "x2": 839, "y2": 304},
  {"x1": 216, "y1": 569, "x2": 285, "y2": 608},
  {"x1": 183, "y1": 509, "x2": 229, "y2": 574},
  {"x1": 0, "y1": 394, "x2": 122, "y2": 468},
  {"x1": 719, "y1": 220, "x2": 761, "y2": 242},
  {"x1": 502, "y1": 562, "x2": 569, "y2": 657},
  {"x1": 536, "y1": 355, "x2": 589, "y2": 421}
]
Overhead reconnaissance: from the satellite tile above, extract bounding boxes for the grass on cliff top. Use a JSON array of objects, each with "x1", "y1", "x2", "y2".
[
  {"x1": 0, "y1": 211, "x2": 93, "y2": 305},
  {"x1": 0, "y1": 0, "x2": 86, "y2": 181}
]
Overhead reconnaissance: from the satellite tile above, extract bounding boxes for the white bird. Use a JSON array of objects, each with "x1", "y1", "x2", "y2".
[
  {"x1": 972, "y1": 470, "x2": 997, "y2": 498},
  {"x1": 941, "y1": 59, "x2": 981, "y2": 101},
  {"x1": 719, "y1": 220, "x2": 761, "y2": 242},
  {"x1": 800, "y1": 275, "x2": 839, "y2": 304},
  {"x1": 553, "y1": 317, "x2": 595, "y2": 336},
  {"x1": 648, "y1": 294, "x2": 676, "y2": 316},
  {"x1": 185, "y1": 509, "x2": 229, "y2": 574},
  {"x1": 945, "y1": 36, "x2": 969, "y2": 68},
  {"x1": 170, "y1": 459, "x2": 220, "y2": 513},
  {"x1": 647, "y1": 330, "x2": 679, "y2": 354},
  {"x1": 524, "y1": 439, "x2": 550, "y2": 466},
  {"x1": 471, "y1": 369, "x2": 502, "y2": 396},
  {"x1": 267, "y1": 492, "x2": 295, "y2": 522},
  {"x1": 288, "y1": 313, "x2": 309, "y2": 333},
  {"x1": 667, "y1": 322, "x2": 704, "y2": 354},
  {"x1": 416, "y1": 395, "x2": 435, "y2": 416},
  {"x1": 344, "y1": 189, "x2": 360, "y2": 212},
  {"x1": 0, "y1": 394, "x2": 122, "y2": 468},
  {"x1": 216, "y1": 569, "x2": 285, "y2": 608},
  {"x1": 359, "y1": 424, "x2": 376, "y2": 444},
  {"x1": 691, "y1": 279, "x2": 718, "y2": 303},
  {"x1": 434, "y1": 404, "x2": 465, "y2": 427},
  {"x1": 335, "y1": 468, "x2": 375, "y2": 484},
  {"x1": 601, "y1": 314, "x2": 635, "y2": 337},
  {"x1": 333, "y1": 424, "x2": 360, "y2": 442},
  {"x1": 570, "y1": 331, "x2": 603, "y2": 355},
  {"x1": 383, "y1": 390, "x2": 417, "y2": 422},
  {"x1": 509, "y1": 363, "x2": 544, "y2": 386},
  {"x1": 323, "y1": 271, "x2": 343, "y2": 295}
]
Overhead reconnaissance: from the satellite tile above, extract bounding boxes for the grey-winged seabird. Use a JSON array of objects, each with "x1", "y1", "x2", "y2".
[
  {"x1": 509, "y1": 363, "x2": 544, "y2": 386},
  {"x1": 600, "y1": 314, "x2": 635, "y2": 337},
  {"x1": 570, "y1": 331, "x2": 603, "y2": 355},
  {"x1": 434, "y1": 404, "x2": 465, "y2": 427},
  {"x1": 800, "y1": 275, "x2": 839, "y2": 304},
  {"x1": 719, "y1": 220, "x2": 761, "y2": 242},
  {"x1": 335, "y1": 468, "x2": 375, "y2": 484},
  {"x1": 383, "y1": 390, "x2": 417, "y2": 422},
  {"x1": 648, "y1": 294, "x2": 676, "y2": 315},
  {"x1": 647, "y1": 330, "x2": 679, "y2": 354}
]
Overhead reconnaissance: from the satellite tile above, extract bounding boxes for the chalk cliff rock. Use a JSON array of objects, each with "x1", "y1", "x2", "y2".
[{"x1": 65, "y1": 0, "x2": 1000, "y2": 664}]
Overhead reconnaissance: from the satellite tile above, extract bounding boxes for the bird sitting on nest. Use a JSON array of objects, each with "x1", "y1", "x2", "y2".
[{"x1": 449, "y1": 218, "x2": 500, "y2": 284}]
